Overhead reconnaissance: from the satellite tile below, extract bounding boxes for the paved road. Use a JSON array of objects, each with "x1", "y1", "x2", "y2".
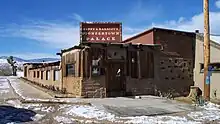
[
  {"x1": 0, "y1": 77, "x2": 19, "y2": 103},
  {"x1": 82, "y1": 97, "x2": 195, "y2": 117},
  {"x1": 7, "y1": 76, "x2": 53, "y2": 100},
  {"x1": 0, "y1": 76, "x2": 60, "y2": 124}
]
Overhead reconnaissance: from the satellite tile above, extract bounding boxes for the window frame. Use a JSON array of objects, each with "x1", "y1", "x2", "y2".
[
  {"x1": 37, "y1": 71, "x2": 40, "y2": 78},
  {"x1": 41, "y1": 71, "x2": 44, "y2": 79},
  {"x1": 33, "y1": 71, "x2": 36, "y2": 78},
  {"x1": 66, "y1": 63, "x2": 76, "y2": 76},
  {"x1": 53, "y1": 70, "x2": 59, "y2": 81},
  {"x1": 200, "y1": 62, "x2": 220, "y2": 73},
  {"x1": 46, "y1": 70, "x2": 50, "y2": 80}
]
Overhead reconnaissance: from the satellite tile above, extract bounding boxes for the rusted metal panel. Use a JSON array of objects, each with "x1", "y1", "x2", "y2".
[
  {"x1": 80, "y1": 22, "x2": 122, "y2": 43},
  {"x1": 154, "y1": 29, "x2": 195, "y2": 59},
  {"x1": 124, "y1": 31, "x2": 154, "y2": 44}
]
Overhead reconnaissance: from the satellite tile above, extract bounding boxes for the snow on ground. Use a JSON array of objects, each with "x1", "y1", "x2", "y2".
[
  {"x1": 31, "y1": 114, "x2": 45, "y2": 121},
  {"x1": 0, "y1": 59, "x2": 8, "y2": 63},
  {"x1": 16, "y1": 71, "x2": 23, "y2": 77},
  {"x1": 6, "y1": 99, "x2": 55, "y2": 113},
  {"x1": 54, "y1": 115, "x2": 99, "y2": 124},
  {"x1": 6, "y1": 100, "x2": 51, "y2": 121},
  {"x1": 123, "y1": 116, "x2": 198, "y2": 124},
  {"x1": 188, "y1": 102, "x2": 220, "y2": 122},
  {"x1": 7, "y1": 77, "x2": 28, "y2": 100},
  {"x1": 54, "y1": 116, "x2": 78, "y2": 124},
  {"x1": 6, "y1": 100, "x2": 23, "y2": 108},
  {"x1": 4, "y1": 77, "x2": 220, "y2": 123},
  {"x1": 56, "y1": 102, "x2": 220, "y2": 124},
  {"x1": 0, "y1": 78, "x2": 10, "y2": 94},
  {"x1": 21, "y1": 103, "x2": 55, "y2": 113},
  {"x1": 65, "y1": 105, "x2": 116, "y2": 121}
]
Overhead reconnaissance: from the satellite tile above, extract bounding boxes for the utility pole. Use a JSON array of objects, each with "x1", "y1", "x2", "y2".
[{"x1": 203, "y1": 0, "x2": 210, "y2": 101}]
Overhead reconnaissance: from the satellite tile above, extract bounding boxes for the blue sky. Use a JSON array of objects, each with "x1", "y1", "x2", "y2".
[{"x1": 0, "y1": 0, "x2": 220, "y2": 59}]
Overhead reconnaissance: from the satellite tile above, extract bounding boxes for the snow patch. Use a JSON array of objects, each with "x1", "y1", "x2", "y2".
[
  {"x1": 6, "y1": 100, "x2": 23, "y2": 108},
  {"x1": 188, "y1": 102, "x2": 220, "y2": 122},
  {"x1": 0, "y1": 59, "x2": 8, "y2": 63},
  {"x1": 8, "y1": 78, "x2": 26, "y2": 100},
  {"x1": 65, "y1": 105, "x2": 116, "y2": 122},
  {"x1": 123, "y1": 116, "x2": 199, "y2": 124},
  {"x1": 61, "y1": 102, "x2": 220, "y2": 123},
  {"x1": 31, "y1": 114, "x2": 45, "y2": 121},
  {"x1": 0, "y1": 79, "x2": 10, "y2": 89},
  {"x1": 54, "y1": 116, "x2": 99, "y2": 124},
  {"x1": 22, "y1": 104, "x2": 55, "y2": 113},
  {"x1": 0, "y1": 78, "x2": 10, "y2": 94},
  {"x1": 54, "y1": 116, "x2": 77, "y2": 124},
  {"x1": 58, "y1": 104, "x2": 72, "y2": 111},
  {"x1": 16, "y1": 71, "x2": 23, "y2": 77},
  {"x1": 41, "y1": 106, "x2": 55, "y2": 112},
  {"x1": 0, "y1": 89, "x2": 9, "y2": 94}
]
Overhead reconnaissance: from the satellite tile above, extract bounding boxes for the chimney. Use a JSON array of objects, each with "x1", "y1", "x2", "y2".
[{"x1": 195, "y1": 30, "x2": 199, "y2": 33}]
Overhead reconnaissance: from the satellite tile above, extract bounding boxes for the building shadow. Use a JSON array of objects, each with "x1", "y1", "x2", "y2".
[{"x1": 0, "y1": 105, "x2": 36, "y2": 124}]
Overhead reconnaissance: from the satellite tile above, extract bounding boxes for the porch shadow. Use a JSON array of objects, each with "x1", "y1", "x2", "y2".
[{"x1": 0, "y1": 105, "x2": 36, "y2": 124}]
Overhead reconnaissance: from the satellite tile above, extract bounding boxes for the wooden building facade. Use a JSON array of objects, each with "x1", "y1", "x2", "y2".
[
  {"x1": 23, "y1": 61, "x2": 62, "y2": 92},
  {"x1": 61, "y1": 41, "x2": 193, "y2": 98},
  {"x1": 23, "y1": 27, "x2": 197, "y2": 98}
]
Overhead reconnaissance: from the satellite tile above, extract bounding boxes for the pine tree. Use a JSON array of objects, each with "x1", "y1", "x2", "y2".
[{"x1": 7, "y1": 56, "x2": 17, "y2": 76}]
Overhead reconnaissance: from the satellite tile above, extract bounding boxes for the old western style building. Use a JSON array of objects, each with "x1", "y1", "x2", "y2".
[
  {"x1": 58, "y1": 26, "x2": 198, "y2": 98},
  {"x1": 22, "y1": 26, "x2": 196, "y2": 98},
  {"x1": 60, "y1": 42, "x2": 161, "y2": 97},
  {"x1": 194, "y1": 33, "x2": 220, "y2": 100},
  {"x1": 123, "y1": 28, "x2": 196, "y2": 96},
  {"x1": 23, "y1": 22, "x2": 219, "y2": 99},
  {"x1": 23, "y1": 61, "x2": 62, "y2": 92}
]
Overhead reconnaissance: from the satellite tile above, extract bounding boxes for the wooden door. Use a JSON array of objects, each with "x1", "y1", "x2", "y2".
[{"x1": 106, "y1": 61, "x2": 126, "y2": 97}]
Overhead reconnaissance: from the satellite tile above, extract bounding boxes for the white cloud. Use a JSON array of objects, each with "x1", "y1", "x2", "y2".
[
  {"x1": 71, "y1": 13, "x2": 84, "y2": 22},
  {"x1": 151, "y1": 11, "x2": 220, "y2": 43},
  {"x1": 216, "y1": 0, "x2": 220, "y2": 8},
  {"x1": 1, "y1": 10, "x2": 220, "y2": 53},
  {"x1": 122, "y1": 27, "x2": 144, "y2": 40},
  {"x1": 0, "y1": 17, "x2": 143, "y2": 49},
  {"x1": 0, "y1": 53, "x2": 59, "y2": 60},
  {"x1": 0, "y1": 20, "x2": 80, "y2": 49}
]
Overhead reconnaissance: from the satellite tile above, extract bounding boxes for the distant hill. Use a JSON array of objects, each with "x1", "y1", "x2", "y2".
[
  {"x1": 0, "y1": 56, "x2": 60, "y2": 74},
  {"x1": 27, "y1": 58, "x2": 60, "y2": 63},
  {"x1": 0, "y1": 56, "x2": 26, "y2": 62},
  {"x1": 0, "y1": 56, "x2": 60, "y2": 63}
]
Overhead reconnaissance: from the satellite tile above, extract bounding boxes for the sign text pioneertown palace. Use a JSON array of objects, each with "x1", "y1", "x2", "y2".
[{"x1": 80, "y1": 22, "x2": 122, "y2": 43}]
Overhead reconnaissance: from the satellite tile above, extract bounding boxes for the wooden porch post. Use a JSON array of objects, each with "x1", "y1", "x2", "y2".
[{"x1": 137, "y1": 50, "x2": 141, "y2": 79}]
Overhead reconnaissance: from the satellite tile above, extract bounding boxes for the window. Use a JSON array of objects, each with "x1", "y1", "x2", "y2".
[
  {"x1": 92, "y1": 59, "x2": 102, "y2": 76},
  {"x1": 200, "y1": 63, "x2": 220, "y2": 72},
  {"x1": 46, "y1": 70, "x2": 50, "y2": 80},
  {"x1": 41, "y1": 71, "x2": 43, "y2": 79},
  {"x1": 33, "y1": 71, "x2": 36, "y2": 78},
  {"x1": 66, "y1": 64, "x2": 75, "y2": 76},
  {"x1": 53, "y1": 70, "x2": 59, "y2": 81},
  {"x1": 24, "y1": 67, "x2": 27, "y2": 77},
  {"x1": 37, "y1": 71, "x2": 39, "y2": 78}
]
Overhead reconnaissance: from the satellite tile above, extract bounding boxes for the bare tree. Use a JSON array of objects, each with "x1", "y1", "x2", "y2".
[{"x1": 7, "y1": 56, "x2": 17, "y2": 76}]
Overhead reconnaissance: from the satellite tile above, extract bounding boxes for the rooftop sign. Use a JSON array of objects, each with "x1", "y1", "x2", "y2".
[{"x1": 80, "y1": 22, "x2": 122, "y2": 43}]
